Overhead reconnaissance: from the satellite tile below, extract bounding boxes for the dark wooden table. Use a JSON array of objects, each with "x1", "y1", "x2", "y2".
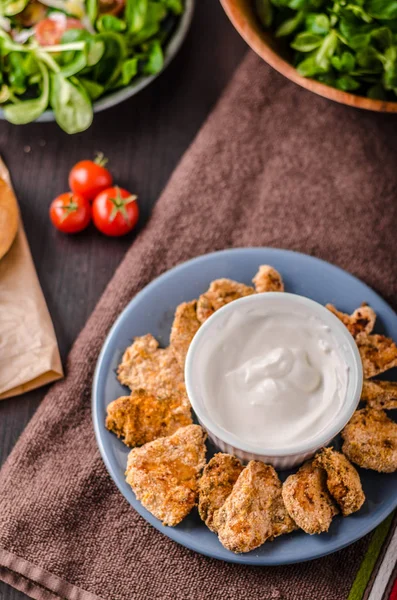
[{"x1": 0, "y1": 2, "x2": 246, "y2": 597}]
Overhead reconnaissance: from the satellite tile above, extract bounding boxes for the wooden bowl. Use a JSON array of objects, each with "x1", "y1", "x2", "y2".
[{"x1": 220, "y1": 0, "x2": 397, "y2": 112}]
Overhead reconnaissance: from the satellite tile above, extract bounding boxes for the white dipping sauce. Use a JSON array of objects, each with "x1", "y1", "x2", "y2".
[{"x1": 202, "y1": 308, "x2": 349, "y2": 450}]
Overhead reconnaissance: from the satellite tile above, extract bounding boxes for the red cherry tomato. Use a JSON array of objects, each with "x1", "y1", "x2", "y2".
[
  {"x1": 49, "y1": 192, "x2": 91, "y2": 234},
  {"x1": 35, "y1": 17, "x2": 84, "y2": 46},
  {"x1": 92, "y1": 187, "x2": 139, "y2": 237},
  {"x1": 69, "y1": 154, "x2": 113, "y2": 202}
]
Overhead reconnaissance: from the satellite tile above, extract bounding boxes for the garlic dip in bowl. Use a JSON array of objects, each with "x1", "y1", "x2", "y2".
[{"x1": 185, "y1": 293, "x2": 363, "y2": 468}]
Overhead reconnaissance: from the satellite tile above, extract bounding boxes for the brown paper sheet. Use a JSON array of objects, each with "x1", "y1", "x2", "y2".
[{"x1": 0, "y1": 157, "x2": 63, "y2": 400}]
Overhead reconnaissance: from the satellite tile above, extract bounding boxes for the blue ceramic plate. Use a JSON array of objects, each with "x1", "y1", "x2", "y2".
[{"x1": 92, "y1": 248, "x2": 397, "y2": 565}]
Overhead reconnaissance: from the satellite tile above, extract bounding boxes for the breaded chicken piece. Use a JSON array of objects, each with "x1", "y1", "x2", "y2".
[
  {"x1": 117, "y1": 334, "x2": 184, "y2": 399},
  {"x1": 356, "y1": 333, "x2": 397, "y2": 378},
  {"x1": 252, "y1": 265, "x2": 284, "y2": 293},
  {"x1": 342, "y1": 408, "x2": 397, "y2": 473},
  {"x1": 196, "y1": 278, "x2": 255, "y2": 324},
  {"x1": 106, "y1": 390, "x2": 192, "y2": 447},
  {"x1": 170, "y1": 300, "x2": 201, "y2": 369},
  {"x1": 361, "y1": 379, "x2": 397, "y2": 410},
  {"x1": 198, "y1": 453, "x2": 243, "y2": 532},
  {"x1": 214, "y1": 461, "x2": 296, "y2": 553},
  {"x1": 313, "y1": 447, "x2": 365, "y2": 516},
  {"x1": 326, "y1": 303, "x2": 376, "y2": 338},
  {"x1": 282, "y1": 462, "x2": 338, "y2": 534},
  {"x1": 126, "y1": 424, "x2": 207, "y2": 526},
  {"x1": 270, "y1": 485, "x2": 298, "y2": 539}
]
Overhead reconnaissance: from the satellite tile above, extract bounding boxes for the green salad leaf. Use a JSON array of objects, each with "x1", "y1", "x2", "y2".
[
  {"x1": 4, "y1": 60, "x2": 49, "y2": 123},
  {"x1": 79, "y1": 77, "x2": 104, "y2": 98},
  {"x1": 255, "y1": 0, "x2": 397, "y2": 100},
  {"x1": 121, "y1": 56, "x2": 138, "y2": 84},
  {"x1": 86, "y1": 0, "x2": 98, "y2": 24},
  {"x1": 0, "y1": 0, "x2": 29, "y2": 16},
  {"x1": 50, "y1": 72, "x2": 93, "y2": 133},
  {"x1": 125, "y1": 0, "x2": 148, "y2": 33},
  {"x1": 143, "y1": 38, "x2": 163, "y2": 73},
  {"x1": 255, "y1": 0, "x2": 273, "y2": 27},
  {"x1": 96, "y1": 14, "x2": 126, "y2": 32}
]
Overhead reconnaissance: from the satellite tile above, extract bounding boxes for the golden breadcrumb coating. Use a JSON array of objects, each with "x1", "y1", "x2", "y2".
[
  {"x1": 356, "y1": 333, "x2": 397, "y2": 378},
  {"x1": 106, "y1": 390, "x2": 192, "y2": 447},
  {"x1": 196, "y1": 278, "x2": 255, "y2": 324},
  {"x1": 198, "y1": 453, "x2": 243, "y2": 532},
  {"x1": 117, "y1": 334, "x2": 184, "y2": 399},
  {"x1": 326, "y1": 303, "x2": 376, "y2": 338},
  {"x1": 252, "y1": 265, "x2": 284, "y2": 293},
  {"x1": 282, "y1": 461, "x2": 338, "y2": 534},
  {"x1": 214, "y1": 461, "x2": 296, "y2": 553},
  {"x1": 170, "y1": 300, "x2": 201, "y2": 369},
  {"x1": 342, "y1": 408, "x2": 397, "y2": 473},
  {"x1": 313, "y1": 447, "x2": 365, "y2": 516},
  {"x1": 125, "y1": 425, "x2": 207, "y2": 526},
  {"x1": 361, "y1": 379, "x2": 397, "y2": 410}
]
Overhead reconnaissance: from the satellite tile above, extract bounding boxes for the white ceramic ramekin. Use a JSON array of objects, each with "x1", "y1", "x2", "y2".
[{"x1": 185, "y1": 293, "x2": 363, "y2": 469}]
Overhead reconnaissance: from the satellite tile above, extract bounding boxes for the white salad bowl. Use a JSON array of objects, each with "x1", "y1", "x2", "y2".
[{"x1": 185, "y1": 292, "x2": 363, "y2": 469}]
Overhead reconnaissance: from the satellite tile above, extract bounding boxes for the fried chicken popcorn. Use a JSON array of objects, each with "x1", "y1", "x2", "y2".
[
  {"x1": 252, "y1": 265, "x2": 284, "y2": 293},
  {"x1": 106, "y1": 390, "x2": 192, "y2": 447},
  {"x1": 198, "y1": 453, "x2": 244, "y2": 532},
  {"x1": 356, "y1": 333, "x2": 397, "y2": 378},
  {"x1": 125, "y1": 425, "x2": 207, "y2": 526},
  {"x1": 361, "y1": 379, "x2": 397, "y2": 410},
  {"x1": 214, "y1": 461, "x2": 296, "y2": 553},
  {"x1": 196, "y1": 278, "x2": 255, "y2": 324},
  {"x1": 170, "y1": 300, "x2": 201, "y2": 369},
  {"x1": 282, "y1": 462, "x2": 338, "y2": 534},
  {"x1": 326, "y1": 303, "x2": 376, "y2": 339},
  {"x1": 313, "y1": 448, "x2": 365, "y2": 516},
  {"x1": 117, "y1": 334, "x2": 184, "y2": 399},
  {"x1": 342, "y1": 408, "x2": 397, "y2": 473}
]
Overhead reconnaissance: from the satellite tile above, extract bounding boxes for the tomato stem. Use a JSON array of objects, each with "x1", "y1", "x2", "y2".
[
  {"x1": 60, "y1": 193, "x2": 79, "y2": 222},
  {"x1": 108, "y1": 186, "x2": 137, "y2": 224},
  {"x1": 94, "y1": 151, "x2": 108, "y2": 168}
]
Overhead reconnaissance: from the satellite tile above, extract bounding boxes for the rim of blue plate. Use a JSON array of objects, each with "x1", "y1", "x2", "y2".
[
  {"x1": 0, "y1": 0, "x2": 195, "y2": 123},
  {"x1": 92, "y1": 247, "x2": 397, "y2": 566}
]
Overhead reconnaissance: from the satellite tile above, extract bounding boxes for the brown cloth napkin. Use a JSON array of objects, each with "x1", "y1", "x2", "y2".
[
  {"x1": 1, "y1": 51, "x2": 397, "y2": 600},
  {"x1": 0, "y1": 159, "x2": 63, "y2": 400}
]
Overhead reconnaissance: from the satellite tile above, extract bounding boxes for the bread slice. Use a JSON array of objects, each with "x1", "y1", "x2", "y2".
[{"x1": 0, "y1": 177, "x2": 18, "y2": 260}]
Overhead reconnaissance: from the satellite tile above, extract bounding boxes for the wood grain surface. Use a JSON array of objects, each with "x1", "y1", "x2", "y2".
[{"x1": 0, "y1": 2, "x2": 246, "y2": 598}]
